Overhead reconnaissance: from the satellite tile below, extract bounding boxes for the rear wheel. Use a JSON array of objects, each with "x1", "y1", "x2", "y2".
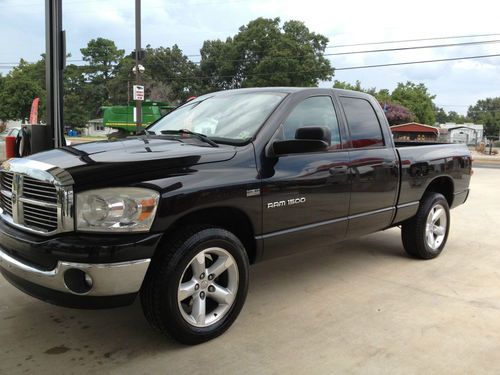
[
  {"x1": 141, "y1": 226, "x2": 249, "y2": 344},
  {"x1": 402, "y1": 193, "x2": 450, "y2": 259}
]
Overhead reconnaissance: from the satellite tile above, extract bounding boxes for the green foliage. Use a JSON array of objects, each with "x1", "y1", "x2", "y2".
[
  {"x1": 434, "y1": 107, "x2": 448, "y2": 124},
  {"x1": 0, "y1": 60, "x2": 44, "y2": 123},
  {"x1": 80, "y1": 38, "x2": 124, "y2": 82},
  {"x1": 333, "y1": 80, "x2": 391, "y2": 103},
  {"x1": 391, "y1": 81, "x2": 436, "y2": 125},
  {"x1": 143, "y1": 45, "x2": 201, "y2": 103},
  {"x1": 80, "y1": 38, "x2": 125, "y2": 110},
  {"x1": 200, "y1": 17, "x2": 333, "y2": 90},
  {"x1": 446, "y1": 110, "x2": 470, "y2": 124},
  {"x1": 63, "y1": 64, "x2": 90, "y2": 127},
  {"x1": 333, "y1": 80, "x2": 414, "y2": 125},
  {"x1": 467, "y1": 97, "x2": 500, "y2": 137}
]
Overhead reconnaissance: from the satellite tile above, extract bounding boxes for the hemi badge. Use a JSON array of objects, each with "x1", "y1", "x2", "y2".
[{"x1": 246, "y1": 188, "x2": 261, "y2": 197}]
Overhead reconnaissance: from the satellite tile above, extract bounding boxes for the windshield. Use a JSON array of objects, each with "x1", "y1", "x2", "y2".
[{"x1": 147, "y1": 92, "x2": 286, "y2": 143}]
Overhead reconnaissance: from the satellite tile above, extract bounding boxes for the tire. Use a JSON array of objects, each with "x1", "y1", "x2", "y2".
[
  {"x1": 141, "y1": 226, "x2": 249, "y2": 345},
  {"x1": 401, "y1": 192, "x2": 450, "y2": 259}
]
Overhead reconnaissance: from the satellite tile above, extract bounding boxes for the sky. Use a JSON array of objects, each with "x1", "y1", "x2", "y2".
[{"x1": 0, "y1": 0, "x2": 499, "y2": 115}]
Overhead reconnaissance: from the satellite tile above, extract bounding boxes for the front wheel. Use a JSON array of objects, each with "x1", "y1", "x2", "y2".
[
  {"x1": 141, "y1": 227, "x2": 249, "y2": 345},
  {"x1": 401, "y1": 193, "x2": 450, "y2": 259}
]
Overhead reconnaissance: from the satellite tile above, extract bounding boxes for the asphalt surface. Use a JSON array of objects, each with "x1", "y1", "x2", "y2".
[{"x1": 0, "y1": 168, "x2": 499, "y2": 374}]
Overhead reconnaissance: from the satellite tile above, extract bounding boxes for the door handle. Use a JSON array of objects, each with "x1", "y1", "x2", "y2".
[{"x1": 329, "y1": 165, "x2": 349, "y2": 175}]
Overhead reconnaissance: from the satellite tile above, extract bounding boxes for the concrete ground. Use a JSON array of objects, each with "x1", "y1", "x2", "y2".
[{"x1": 0, "y1": 167, "x2": 499, "y2": 374}]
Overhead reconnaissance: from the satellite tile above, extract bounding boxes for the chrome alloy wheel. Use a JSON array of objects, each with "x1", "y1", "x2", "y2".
[
  {"x1": 425, "y1": 203, "x2": 447, "y2": 250},
  {"x1": 177, "y1": 247, "x2": 239, "y2": 328}
]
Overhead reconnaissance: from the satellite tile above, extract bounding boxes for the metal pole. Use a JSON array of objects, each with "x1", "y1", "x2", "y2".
[
  {"x1": 45, "y1": 0, "x2": 65, "y2": 149},
  {"x1": 135, "y1": 0, "x2": 142, "y2": 134}
]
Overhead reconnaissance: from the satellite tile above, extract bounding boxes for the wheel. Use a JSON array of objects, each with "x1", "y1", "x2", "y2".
[
  {"x1": 141, "y1": 226, "x2": 249, "y2": 345},
  {"x1": 401, "y1": 192, "x2": 450, "y2": 259}
]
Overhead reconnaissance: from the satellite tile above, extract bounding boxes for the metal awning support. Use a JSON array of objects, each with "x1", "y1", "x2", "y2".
[{"x1": 45, "y1": 0, "x2": 66, "y2": 149}]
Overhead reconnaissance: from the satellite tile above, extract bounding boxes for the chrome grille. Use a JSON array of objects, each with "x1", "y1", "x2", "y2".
[{"x1": 0, "y1": 160, "x2": 74, "y2": 236}]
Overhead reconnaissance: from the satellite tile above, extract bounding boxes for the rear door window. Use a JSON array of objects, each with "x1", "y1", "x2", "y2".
[{"x1": 340, "y1": 97, "x2": 384, "y2": 148}]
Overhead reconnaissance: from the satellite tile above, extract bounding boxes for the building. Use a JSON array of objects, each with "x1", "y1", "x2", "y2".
[
  {"x1": 390, "y1": 122, "x2": 439, "y2": 142},
  {"x1": 85, "y1": 118, "x2": 112, "y2": 137},
  {"x1": 439, "y1": 123, "x2": 484, "y2": 145}
]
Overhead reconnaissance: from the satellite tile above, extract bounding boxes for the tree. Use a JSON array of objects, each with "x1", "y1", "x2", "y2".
[
  {"x1": 0, "y1": 74, "x2": 7, "y2": 123},
  {"x1": 467, "y1": 97, "x2": 500, "y2": 137},
  {"x1": 391, "y1": 81, "x2": 436, "y2": 125},
  {"x1": 333, "y1": 80, "x2": 363, "y2": 91},
  {"x1": 383, "y1": 103, "x2": 414, "y2": 125},
  {"x1": 333, "y1": 80, "x2": 413, "y2": 125},
  {"x1": 80, "y1": 38, "x2": 124, "y2": 109},
  {"x1": 106, "y1": 56, "x2": 136, "y2": 105},
  {"x1": 63, "y1": 64, "x2": 90, "y2": 128},
  {"x1": 333, "y1": 80, "x2": 392, "y2": 103},
  {"x1": 446, "y1": 110, "x2": 470, "y2": 124},
  {"x1": 0, "y1": 60, "x2": 44, "y2": 123},
  {"x1": 80, "y1": 38, "x2": 124, "y2": 82},
  {"x1": 200, "y1": 17, "x2": 333, "y2": 90},
  {"x1": 434, "y1": 106, "x2": 448, "y2": 124}
]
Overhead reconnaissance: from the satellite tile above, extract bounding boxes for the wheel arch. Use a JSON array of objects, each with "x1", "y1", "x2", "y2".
[
  {"x1": 423, "y1": 175, "x2": 454, "y2": 207},
  {"x1": 160, "y1": 207, "x2": 257, "y2": 264}
]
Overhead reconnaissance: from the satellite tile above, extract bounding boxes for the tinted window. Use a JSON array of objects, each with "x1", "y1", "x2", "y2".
[
  {"x1": 283, "y1": 96, "x2": 341, "y2": 148},
  {"x1": 340, "y1": 97, "x2": 384, "y2": 148}
]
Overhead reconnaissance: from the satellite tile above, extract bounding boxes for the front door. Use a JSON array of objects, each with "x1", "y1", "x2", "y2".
[{"x1": 259, "y1": 95, "x2": 351, "y2": 260}]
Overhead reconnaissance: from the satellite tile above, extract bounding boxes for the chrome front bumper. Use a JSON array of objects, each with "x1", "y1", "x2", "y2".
[{"x1": 0, "y1": 247, "x2": 150, "y2": 297}]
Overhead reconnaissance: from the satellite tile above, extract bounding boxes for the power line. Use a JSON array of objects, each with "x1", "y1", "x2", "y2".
[
  {"x1": 1, "y1": 52, "x2": 500, "y2": 74},
  {"x1": 187, "y1": 39, "x2": 500, "y2": 64},
  {"x1": 327, "y1": 33, "x2": 500, "y2": 48},
  {"x1": 3, "y1": 38, "x2": 499, "y2": 67},
  {"x1": 181, "y1": 37, "x2": 500, "y2": 59},
  {"x1": 334, "y1": 53, "x2": 500, "y2": 71},
  {"x1": 2, "y1": 32, "x2": 499, "y2": 64},
  {"x1": 325, "y1": 39, "x2": 500, "y2": 57}
]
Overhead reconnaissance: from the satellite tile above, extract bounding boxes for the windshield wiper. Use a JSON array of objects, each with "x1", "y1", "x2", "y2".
[{"x1": 160, "y1": 129, "x2": 219, "y2": 147}]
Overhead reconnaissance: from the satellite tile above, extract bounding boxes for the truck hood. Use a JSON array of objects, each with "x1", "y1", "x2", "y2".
[{"x1": 25, "y1": 137, "x2": 237, "y2": 190}]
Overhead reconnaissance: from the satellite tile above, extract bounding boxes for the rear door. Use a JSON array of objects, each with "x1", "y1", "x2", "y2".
[{"x1": 337, "y1": 95, "x2": 399, "y2": 238}]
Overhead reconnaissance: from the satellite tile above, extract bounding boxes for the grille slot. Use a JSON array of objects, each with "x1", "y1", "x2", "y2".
[
  {"x1": 1, "y1": 172, "x2": 13, "y2": 191},
  {"x1": 1, "y1": 172, "x2": 13, "y2": 216},
  {"x1": 22, "y1": 176, "x2": 58, "y2": 203},
  {"x1": 1, "y1": 193, "x2": 12, "y2": 216},
  {"x1": 23, "y1": 202, "x2": 58, "y2": 232}
]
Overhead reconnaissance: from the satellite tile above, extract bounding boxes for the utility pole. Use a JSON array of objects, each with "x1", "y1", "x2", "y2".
[{"x1": 135, "y1": 0, "x2": 142, "y2": 134}]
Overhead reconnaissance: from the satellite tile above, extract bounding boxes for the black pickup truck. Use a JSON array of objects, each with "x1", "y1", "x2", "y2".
[{"x1": 0, "y1": 88, "x2": 471, "y2": 344}]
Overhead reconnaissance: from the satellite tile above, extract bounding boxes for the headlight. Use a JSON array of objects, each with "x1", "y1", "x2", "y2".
[{"x1": 76, "y1": 188, "x2": 159, "y2": 232}]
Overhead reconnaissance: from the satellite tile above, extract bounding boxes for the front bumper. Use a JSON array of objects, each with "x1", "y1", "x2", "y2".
[{"x1": 0, "y1": 245, "x2": 151, "y2": 309}]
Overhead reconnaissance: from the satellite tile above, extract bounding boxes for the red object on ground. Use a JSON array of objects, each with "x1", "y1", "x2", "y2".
[{"x1": 5, "y1": 135, "x2": 16, "y2": 159}]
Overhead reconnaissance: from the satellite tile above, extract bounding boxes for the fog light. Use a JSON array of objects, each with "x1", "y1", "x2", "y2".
[{"x1": 64, "y1": 269, "x2": 93, "y2": 294}]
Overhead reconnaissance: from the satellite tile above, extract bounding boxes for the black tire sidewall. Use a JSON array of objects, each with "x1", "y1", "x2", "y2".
[{"x1": 158, "y1": 228, "x2": 249, "y2": 343}]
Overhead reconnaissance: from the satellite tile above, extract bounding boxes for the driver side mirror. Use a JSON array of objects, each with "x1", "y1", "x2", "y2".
[{"x1": 271, "y1": 126, "x2": 331, "y2": 156}]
